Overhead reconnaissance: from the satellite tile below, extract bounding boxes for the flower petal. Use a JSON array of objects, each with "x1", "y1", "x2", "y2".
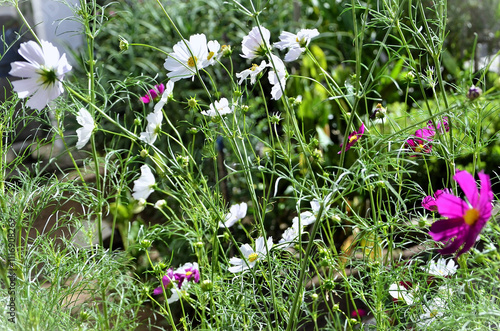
[
  {"x1": 435, "y1": 193, "x2": 468, "y2": 219},
  {"x1": 429, "y1": 217, "x2": 465, "y2": 242},
  {"x1": 454, "y1": 170, "x2": 479, "y2": 207}
]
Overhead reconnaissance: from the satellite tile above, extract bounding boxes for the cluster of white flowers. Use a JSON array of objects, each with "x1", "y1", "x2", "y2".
[
  {"x1": 236, "y1": 26, "x2": 320, "y2": 100},
  {"x1": 278, "y1": 194, "x2": 333, "y2": 249},
  {"x1": 225, "y1": 194, "x2": 333, "y2": 273},
  {"x1": 388, "y1": 258, "x2": 457, "y2": 328}
]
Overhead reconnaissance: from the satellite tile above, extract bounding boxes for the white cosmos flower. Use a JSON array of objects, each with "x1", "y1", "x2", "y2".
[
  {"x1": 75, "y1": 108, "x2": 95, "y2": 149},
  {"x1": 132, "y1": 165, "x2": 156, "y2": 200},
  {"x1": 310, "y1": 192, "x2": 333, "y2": 215},
  {"x1": 241, "y1": 26, "x2": 271, "y2": 59},
  {"x1": 154, "y1": 81, "x2": 175, "y2": 113},
  {"x1": 274, "y1": 29, "x2": 320, "y2": 62},
  {"x1": 294, "y1": 193, "x2": 333, "y2": 226},
  {"x1": 228, "y1": 236, "x2": 273, "y2": 273},
  {"x1": 203, "y1": 40, "x2": 221, "y2": 67},
  {"x1": 389, "y1": 283, "x2": 414, "y2": 305},
  {"x1": 278, "y1": 222, "x2": 303, "y2": 249},
  {"x1": 219, "y1": 202, "x2": 248, "y2": 228},
  {"x1": 236, "y1": 60, "x2": 268, "y2": 85},
  {"x1": 292, "y1": 211, "x2": 316, "y2": 227},
  {"x1": 164, "y1": 34, "x2": 209, "y2": 82},
  {"x1": 416, "y1": 297, "x2": 446, "y2": 329},
  {"x1": 10, "y1": 40, "x2": 72, "y2": 110},
  {"x1": 201, "y1": 98, "x2": 233, "y2": 117},
  {"x1": 139, "y1": 109, "x2": 163, "y2": 145},
  {"x1": 267, "y1": 54, "x2": 287, "y2": 100},
  {"x1": 426, "y1": 258, "x2": 457, "y2": 277}
]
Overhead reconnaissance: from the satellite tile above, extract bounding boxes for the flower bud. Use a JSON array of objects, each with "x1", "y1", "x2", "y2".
[
  {"x1": 140, "y1": 239, "x2": 152, "y2": 249},
  {"x1": 154, "y1": 199, "x2": 166, "y2": 210},
  {"x1": 201, "y1": 279, "x2": 213, "y2": 291},
  {"x1": 467, "y1": 85, "x2": 482, "y2": 100},
  {"x1": 119, "y1": 37, "x2": 129, "y2": 52},
  {"x1": 220, "y1": 45, "x2": 232, "y2": 57},
  {"x1": 187, "y1": 97, "x2": 198, "y2": 109}
]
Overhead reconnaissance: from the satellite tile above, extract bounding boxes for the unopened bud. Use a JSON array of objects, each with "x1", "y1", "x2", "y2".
[
  {"x1": 119, "y1": 37, "x2": 129, "y2": 51},
  {"x1": 467, "y1": 85, "x2": 482, "y2": 100}
]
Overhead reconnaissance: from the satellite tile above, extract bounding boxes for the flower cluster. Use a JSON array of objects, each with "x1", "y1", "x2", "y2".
[
  {"x1": 139, "y1": 81, "x2": 175, "y2": 145},
  {"x1": 278, "y1": 194, "x2": 332, "y2": 248},
  {"x1": 427, "y1": 170, "x2": 493, "y2": 256},
  {"x1": 236, "y1": 27, "x2": 320, "y2": 100},
  {"x1": 153, "y1": 262, "x2": 200, "y2": 303},
  {"x1": 406, "y1": 118, "x2": 449, "y2": 156},
  {"x1": 140, "y1": 84, "x2": 165, "y2": 104}
]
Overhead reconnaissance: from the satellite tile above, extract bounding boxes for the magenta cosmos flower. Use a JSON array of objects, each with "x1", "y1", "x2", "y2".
[
  {"x1": 153, "y1": 268, "x2": 174, "y2": 295},
  {"x1": 429, "y1": 170, "x2": 493, "y2": 256},
  {"x1": 406, "y1": 127, "x2": 434, "y2": 156},
  {"x1": 140, "y1": 84, "x2": 165, "y2": 104},
  {"x1": 338, "y1": 123, "x2": 365, "y2": 154},
  {"x1": 406, "y1": 118, "x2": 449, "y2": 156}
]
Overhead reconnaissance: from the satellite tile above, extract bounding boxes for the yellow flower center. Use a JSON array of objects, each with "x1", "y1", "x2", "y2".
[
  {"x1": 207, "y1": 52, "x2": 215, "y2": 60},
  {"x1": 430, "y1": 310, "x2": 438, "y2": 318},
  {"x1": 186, "y1": 271, "x2": 193, "y2": 277},
  {"x1": 349, "y1": 135, "x2": 358, "y2": 144},
  {"x1": 296, "y1": 37, "x2": 300, "y2": 42},
  {"x1": 464, "y1": 208, "x2": 480, "y2": 226},
  {"x1": 250, "y1": 63, "x2": 259, "y2": 71},
  {"x1": 187, "y1": 56, "x2": 198, "y2": 67},
  {"x1": 415, "y1": 143, "x2": 424, "y2": 153},
  {"x1": 248, "y1": 252, "x2": 258, "y2": 263}
]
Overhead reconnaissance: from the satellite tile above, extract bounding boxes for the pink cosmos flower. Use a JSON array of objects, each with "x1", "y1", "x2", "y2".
[
  {"x1": 351, "y1": 308, "x2": 367, "y2": 318},
  {"x1": 140, "y1": 84, "x2": 165, "y2": 104},
  {"x1": 338, "y1": 123, "x2": 364, "y2": 154},
  {"x1": 406, "y1": 126, "x2": 435, "y2": 156},
  {"x1": 174, "y1": 262, "x2": 200, "y2": 289},
  {"x1": 422, "y1": 189, "x2": 452, "y2": 211},
  {"x1": 429, "y1": 170, "x2": 493, "y2": 256},
  {"x1": 406, "y1": 118, "x2": 449, "y2": 156},
  {"x1": 153, "y1": 268, "x2": 174, "y2": 295}
]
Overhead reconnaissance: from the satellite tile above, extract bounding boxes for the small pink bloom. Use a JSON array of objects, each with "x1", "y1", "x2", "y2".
[
  {"x1": 338, "y1": 123, "x2": 365, "y2": 154},
  {"x1": 140, "y1": 84, "x2": 165, "y2": 104},
  {"x1": 174, "y1": 263, "x2": 200, "y2": 289},
  {"x1": 406, "y1": 127, "x2": 434, "y2": 156},
  {"x1": 422, "y1": 189, "x2": 451, "y2": 211},
  {"x1": 351, "y1": 308, "x2": 367, "y2": 318},
  {"x1": 153, "y1": 268, "x2": 174, "y2": 295},
  {"x1": 429, "y1": 170, "x2": 493, "y2": 256}
]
